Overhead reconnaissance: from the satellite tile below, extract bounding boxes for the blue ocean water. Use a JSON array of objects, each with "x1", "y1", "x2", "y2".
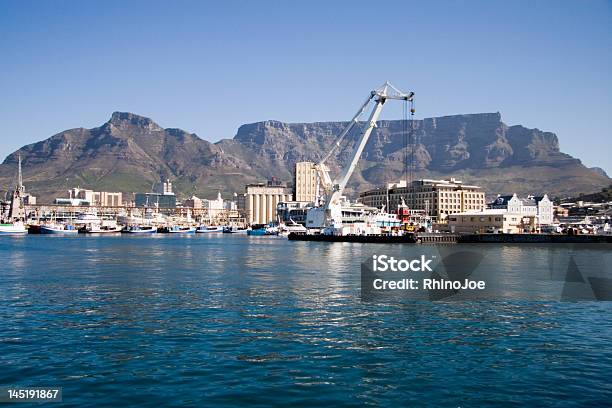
[{"x1": 0, "y1": 235, "x2": 611, "y2": 407}]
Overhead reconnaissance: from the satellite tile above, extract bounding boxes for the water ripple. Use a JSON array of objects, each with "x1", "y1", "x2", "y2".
[{"x1": 0, "y1": 236, "x2": 611, "y2": 406}]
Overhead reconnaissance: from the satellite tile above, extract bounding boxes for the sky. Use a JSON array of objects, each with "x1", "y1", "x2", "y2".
[{"x1": 1, "y1": 0, "x2": 611, "y2": 174}]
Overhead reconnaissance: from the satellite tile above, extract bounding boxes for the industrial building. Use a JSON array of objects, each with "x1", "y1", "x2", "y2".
[
  {"x1": 294, "y1": 161, "x2": 318, "y2": 203},
  {"x1": 240, "y1": 180, "x2": 293, "y2": 225},
  {"x1": 134, "y1": 179, "x2": 175, "y2": 208}
]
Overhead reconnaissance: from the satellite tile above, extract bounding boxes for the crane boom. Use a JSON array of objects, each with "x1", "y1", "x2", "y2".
[{"x1": 306, "y1": 82, "x2": 414, "y2": 230}]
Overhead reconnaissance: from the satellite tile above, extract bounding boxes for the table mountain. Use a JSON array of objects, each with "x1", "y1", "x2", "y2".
[{"x1": 1, "y1": 111, "x2": 609, "y2": 202}]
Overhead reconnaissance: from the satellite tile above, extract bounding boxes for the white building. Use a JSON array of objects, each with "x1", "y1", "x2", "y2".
[
  {"x1": 55, "y1": 187, "x2": 122, "y2": 206},
  {"x1": 240, "y1": 181, "x2": 293, "y2": 225},
  {"x1": 183, "y1": 196, "x2": 203, "y2": 209},
  {"x1": 448, "y1": 209, "x2": 527, "y2": 234},
  {"x1": 203, "y1": 192, "x2": 225, "y2": 216},
  {"x1": 489, "y1": 194, "x2": 553, "y2": 226}
]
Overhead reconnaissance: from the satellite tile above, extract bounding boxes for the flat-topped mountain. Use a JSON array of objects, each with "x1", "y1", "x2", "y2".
[{"x1": 1, "y1": 111, "x2": 609, "y2": 202}]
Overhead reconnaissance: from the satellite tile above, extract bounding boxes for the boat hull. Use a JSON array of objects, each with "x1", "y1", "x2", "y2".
[
  {"x1": 166, "y1": 227, "x2": 196, "y2": 234},
  {"x1": 196, "y1": 226, "x2": 223, "y2": 233},
  {"x1": 84, "y1": 228, "x2": 123, "y2": 234},
  {"x1": 223, "y1": 227, "x2": 248, "y2": 234},
  {"x1": 123, "y1": 227, "x2": 157, "y2": 234},
  {"x1": 40, "y1": 226, "x2": 78, "y2": 235},
  {"x1": 0, "y1": 224, "x2": 27, "y2": 235}
]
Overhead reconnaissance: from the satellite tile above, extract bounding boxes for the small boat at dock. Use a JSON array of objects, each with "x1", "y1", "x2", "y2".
[
  {"x1": 82, "y1": 224, "x2": 123, "y2": 234},
  {"x1": 40, "y1": 223, "x2": 78, "y2": 235},
  {"x1": 196, "y1": 225, "x2": 223, "y2": 233},
  {"x1": 165, "y1": 226, "x2": 196, "y2": 234},
  {"x1": 247, "y1": 223, "x2": 279, "y2": 236},
  {"x1": 0, "y1": 221, "x2": 27, "y2": 235},
  {"x1": 123, "y1": 225, "x2": 157, "y2": 234},
  {"x1": 223, "y1": 226, "x2": 248, "y2": 234}
]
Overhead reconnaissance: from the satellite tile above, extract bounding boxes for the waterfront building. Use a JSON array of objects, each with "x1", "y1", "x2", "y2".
[
  {"x1": 240, "y1": 180, "x2": 293, "y2": 224},
  {"x1": 447, "y1": 209, "x2": 528, "y2": 234},
  {"x1": 55, "y1": 187, "x2": 121, "y2": 206},
  {"x1": 23, "y1": 194, "x2": 36, "y2": 205},
  {"x1": 134, "y1": 193, "x2": 176, "y2": 208},
  {"x1": 276, "y1": 201, "x2": 311, "y2": 225},
  {"x1": 555, "y1": 205, "x2": 570, "y2": 219},
  {"x1": 359, "y1": 178, "x2": 485, "y2": 222},
  {"x1": 183, "y1": 196, "x2": 203, "y2": 209},
  {"x1": 93, "y1": 191, "x2": 122, "y2": 207},
  {"x1": 294, "y1": 161, "x2": 318, "y2": 203},
  {"x1": 135, "y1": 178, "x2": 176, "y2": 208},
  {"x1": 489, "y1": 193, "x2": 553, "y2": 225},
  {"x1": 224, "y1": 195, "x2": 238, "y2": 211},
  {"x1": 159, "y1": 179, "x2": 173, "y2": 195},
  {"x1": 203, "y1": 192, "x2": 226, "y2": 218}
]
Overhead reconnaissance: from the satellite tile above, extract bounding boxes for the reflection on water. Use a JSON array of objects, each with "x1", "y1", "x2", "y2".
[{"x1": 0, "y1": 235, "x2": 611, "y2": 407}]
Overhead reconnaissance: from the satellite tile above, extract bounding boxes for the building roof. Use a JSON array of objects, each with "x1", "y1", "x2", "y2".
[
  {"x1": 491, "y1": 195, "x2": 513, "y2": 205},
  {"x1": 520, "y1": 198, "x2": 537, "y2": 206},
  {"x1": 450, "y1": 209, "x2": 512, "y2": 216}
]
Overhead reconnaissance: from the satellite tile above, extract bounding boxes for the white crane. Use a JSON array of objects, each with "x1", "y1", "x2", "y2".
[{"x1": 306, "y1": 82, "x2": 414, "y2": 230}]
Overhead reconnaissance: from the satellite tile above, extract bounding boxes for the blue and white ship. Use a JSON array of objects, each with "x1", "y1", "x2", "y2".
[
  {"x1": 165, "y1": 225, "x2": 196, "y2": 234},
  {"x1": 40, "y1": 223, "x2": 78, "y2": 235}
]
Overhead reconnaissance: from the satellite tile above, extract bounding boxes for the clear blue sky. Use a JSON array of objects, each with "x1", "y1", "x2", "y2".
[{"x1": 1, "y1": 0, "x2": 611, "y2": 174}]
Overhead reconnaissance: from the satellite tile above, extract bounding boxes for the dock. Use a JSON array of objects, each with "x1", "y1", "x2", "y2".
[{"x1": 287, "y1": 233, "x2": 417, "y2": 243}]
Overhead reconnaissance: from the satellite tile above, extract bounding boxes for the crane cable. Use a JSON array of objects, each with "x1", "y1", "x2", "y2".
[
  {"x1": 409, "y1": 98, "x2": 415, "y2": 187},
  {"x1": 402, "y1": 99, "x2": 408, "y2": 183}
]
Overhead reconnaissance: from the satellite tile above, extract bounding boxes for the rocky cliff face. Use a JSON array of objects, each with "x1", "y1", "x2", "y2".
[{"x1": 0, "y1": 111, "x2": 609, "y2": 202}]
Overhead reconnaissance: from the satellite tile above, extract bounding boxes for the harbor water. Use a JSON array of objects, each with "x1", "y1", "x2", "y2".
[{"x1": 1, "y1": 235, "x2": 611, "y2": 406}]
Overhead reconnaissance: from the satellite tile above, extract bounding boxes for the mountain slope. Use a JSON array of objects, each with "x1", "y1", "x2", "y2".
[{"x1": 0, "y1": 112, "x2": 609, "y2": 202}]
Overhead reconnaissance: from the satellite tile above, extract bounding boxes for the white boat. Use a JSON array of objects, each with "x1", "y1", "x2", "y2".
[
  {"x1": 222, "y1": 226, "x2": 248, "y2": 234},
  {"x1": 0, "y1": 221, "x2": 27, "y2": 235},
  {"x1": 84, "y1": 224, "x2": 123, "y2": 234},
  {"x1": 165, "y1": 225, "x2": 196, "y2": 234},
  {"x1": 196, "y1": 225, "x2": 223, "y2": 233},
  {"x1": 40, "y1": 223, "x2": 78, "y2": 234},
  {"x1": 117, "y1": 208, "x2": 166, "y2": 226},
  {"x1": 278, "y1": 221, "x2": 307, "y2": 236},
  {"x1": 123, "y1": 225, "x2": 157, "y2": 234}
]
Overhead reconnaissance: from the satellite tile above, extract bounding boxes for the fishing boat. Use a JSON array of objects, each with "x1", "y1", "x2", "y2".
[
  {"x1": 123, "y1": 225, "x2": 157, "y2": 234},
  {"x1": 40, "y1": 223, "x2": 78, "y2": 235},
  {"x1": 165, "y1": 225, "x2": 196, "y2": 234},
  {"x1": 222, "y1": 226, "x2": 248, "y2": 234},
  {"x1": 196, "y1": 225, "x2": 223, "y2": 233},
  {"x1": 247, "y1": 223, "x2": 279, "y2": 236},
  {"x1": 0, "y1": 221, "x2": 27, "y2": 235},
  {"x1": 83, "y1": 224, "x2": 123, "y2": 234},
  {"x1": 247, "y1": 224, "x2": 267, "y2": 236}
]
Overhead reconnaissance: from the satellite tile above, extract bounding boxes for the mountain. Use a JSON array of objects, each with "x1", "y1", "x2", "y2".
[
  {"x1": 590, "y1": 167, "x2": 609, "y2": 178},
  {"x1": 1, "y1": 111, "x2": 609, "y2": 203}
]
